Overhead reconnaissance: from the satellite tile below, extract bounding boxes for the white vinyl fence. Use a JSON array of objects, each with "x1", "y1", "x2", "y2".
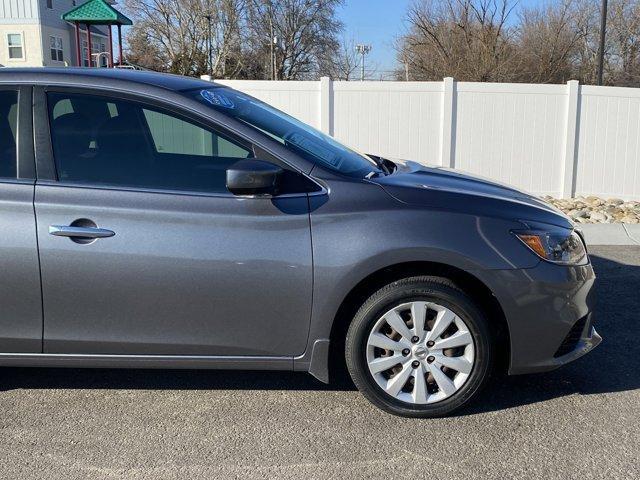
[{"x1": 206, "y1": 76, "x2": 640, "y2": 200}]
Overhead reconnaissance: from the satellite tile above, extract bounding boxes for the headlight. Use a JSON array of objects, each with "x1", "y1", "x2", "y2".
[{"x1": 513, "y1": 228, "x2": 587, "y2": 265}]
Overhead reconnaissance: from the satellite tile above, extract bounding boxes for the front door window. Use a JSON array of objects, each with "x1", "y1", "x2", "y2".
[{"x1": 47, "y1": 92, "x2": 253, "y2": 194}]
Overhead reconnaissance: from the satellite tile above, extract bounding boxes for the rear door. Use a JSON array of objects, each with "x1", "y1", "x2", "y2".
[
  {"x1": 33, "y1": 87, "x2": 313, "y2": 357},
  {"x1": 0, "y1": 86, "x2": 42, "y2": 353}
]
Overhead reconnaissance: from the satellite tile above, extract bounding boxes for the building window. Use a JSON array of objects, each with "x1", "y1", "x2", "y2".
[
  {"x1": 82, "y1": 35, "x2": 107, "y2": 67},
  {"x1": 99, "y1": 42, "x2": 107, "y2": 66},
  {"x1": 47, "y1": 0, "x2": 53, "y2": 9},
  {"x1": 7, "y1": 33, "x2": 24, "y2": 60},
  {"x1": 50, "y1": 36, "x2": 63, "y2": 62},
  {"x1": 82, "y1": 36, "x2": 108, "y2": 66},
  {"x1": 82, "y1": 40, "x2": 89, "y2": 67}
]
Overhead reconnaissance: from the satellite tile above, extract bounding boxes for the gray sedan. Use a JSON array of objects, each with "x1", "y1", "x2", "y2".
[{"x1": 0, "y1": 68, "x2": 599, "y2": 417}]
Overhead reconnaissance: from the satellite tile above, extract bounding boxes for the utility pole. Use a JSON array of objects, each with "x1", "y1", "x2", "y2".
[
  {"x1": 268, "y1": 3, "x2": 275, "y2": 80},
  {"x1": 355, "y1": 44, "x2": 371, "y2": 81},
  {"x1": 402, "y1": 51, "x2": 410, "y2": 81},
  {"x1": 597, "y1": 0, "x2": 608, "y2": 85},
  {"x1": 203, "y1": 14, "x2": 213, "y2": 77},
  {"x1": 272, "y1": 36, "x2": 279, "y2": 80}
]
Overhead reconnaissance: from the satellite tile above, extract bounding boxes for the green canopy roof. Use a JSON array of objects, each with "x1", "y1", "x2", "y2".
[{"x1": 62, "y1": 0, "x2": 132, "y2": 26}]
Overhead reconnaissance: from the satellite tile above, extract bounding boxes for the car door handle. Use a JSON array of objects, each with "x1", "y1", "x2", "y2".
[{"x1": 49, "y1": 225, "x2": 115, "y2": 239}]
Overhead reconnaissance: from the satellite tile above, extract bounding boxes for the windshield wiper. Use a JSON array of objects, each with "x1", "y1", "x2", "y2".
[{"x1": 366, "y1": 154, "x2": 395, "y2": 176}]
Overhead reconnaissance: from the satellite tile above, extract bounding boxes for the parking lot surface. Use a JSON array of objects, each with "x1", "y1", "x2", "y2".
[{"x1": 0, "y1": 245, "x2": 638, "y2": 480}]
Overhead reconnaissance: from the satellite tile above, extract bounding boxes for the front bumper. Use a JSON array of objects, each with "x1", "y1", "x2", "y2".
[
  {"x1": 552, "y1": 316, "x2": 601, "y2": 368},
  {"x1": 472, "y1": 259, "x2": 600, "y2": 375}
]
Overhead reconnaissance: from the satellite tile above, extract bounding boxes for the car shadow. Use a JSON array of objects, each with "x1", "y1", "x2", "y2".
[
  {"x1": 0, "y1": 367, "x2": 342, "y2": 393},
  {"x1": 1, "y1": 250, "x2": 638, "y2": 415}
]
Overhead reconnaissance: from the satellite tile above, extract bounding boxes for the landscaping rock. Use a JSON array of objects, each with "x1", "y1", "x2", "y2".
[{"x1": 542, "y1": 195, "x2": 640, "y2": 224}]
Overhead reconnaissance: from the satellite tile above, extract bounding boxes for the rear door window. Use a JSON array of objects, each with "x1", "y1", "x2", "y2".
[
  {"x1": 0, "y1": 90, "x2": 18, "y2": 179},
  {"x1": 46, "y1": 92, "x2": 253, "y2": 194}
]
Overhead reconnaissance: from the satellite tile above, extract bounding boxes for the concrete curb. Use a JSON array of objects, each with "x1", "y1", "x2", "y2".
[{"x1": 578, "y1": 224, "x2": 640, "y2": 246}]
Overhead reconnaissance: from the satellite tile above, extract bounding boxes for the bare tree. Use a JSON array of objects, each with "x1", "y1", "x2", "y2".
[
  {"x1": 398, "y1": 0, "x2": 519, "y2": 82},
  {"x1": 123, "y1": 0, "x2": 343, "y2": 79},
  {"x1": 125, "y1": 20, "x2": 169, "y2": 71},
  {"x1": 123, "y1": 0, "x2": 210, "y2": 75},
  {"x1": 606, "y1": 0, "x2": 640, "y2": 85},
  {"x1": 201, "y1": 0, "x2": 247, "y2": 78},
  {"x1": 517, "y1": 0, "x2": 587, "y2": 83},
  {"x1": 398, "y1": 0, "x2": 640, "y2": 86},
  {"x1": 245, "y1": 0, "x2": 343, "y2": 80},
  {"x1": 123, "y1": 0, "x2": 640, "y2": 85},
  {"x1": 124, "y1": 0, "x2": 253, "y2": 77}
]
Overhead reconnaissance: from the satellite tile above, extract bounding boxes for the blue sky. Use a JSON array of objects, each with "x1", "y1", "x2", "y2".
[
  {"x1": 337, "y1": 0, "x2": 544, "y2": 75},
  {"x1": 336, "y1": 0, "x2": 414, "y2": 76}
]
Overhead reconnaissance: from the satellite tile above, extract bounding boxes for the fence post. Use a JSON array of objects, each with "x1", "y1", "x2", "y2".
[
  {"x1": 320, "y1": 76, "x2": 333, "y2": 135},
  {"x1": 561, "y1": 80, "x2": 580, "y2": 198},
  {"x1": 440, "y1": 77, "x2": 456, "y2": 168}
]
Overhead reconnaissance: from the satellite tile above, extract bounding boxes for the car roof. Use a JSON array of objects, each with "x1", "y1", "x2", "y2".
[{"x1": 0, "y1": 67, "x2": 218, "y2": 92}]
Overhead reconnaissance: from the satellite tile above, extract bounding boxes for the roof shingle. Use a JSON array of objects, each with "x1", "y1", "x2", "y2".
[{"x1": 62, "y1": 0, "x2": 133, "y2": 26}]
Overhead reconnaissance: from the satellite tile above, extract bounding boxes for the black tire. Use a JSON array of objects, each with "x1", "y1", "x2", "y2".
[{"x1": 345, "y1": 276, "x2": 493, "y2": 418}]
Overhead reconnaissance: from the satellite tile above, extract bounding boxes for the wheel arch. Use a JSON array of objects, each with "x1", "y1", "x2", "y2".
[{"x1": 325, "y1": 261, "x2": 511, "y2": 382}]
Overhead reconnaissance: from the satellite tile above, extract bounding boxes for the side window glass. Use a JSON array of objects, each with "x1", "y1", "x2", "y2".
[
  {"x1": 144, "y1": 109, "x2": 214, "y2": 156},
  {"x1": 0, "y1": 91, "x2": 18, "y2": 179},
  {"x1": 142, "y1": 109, "x2": 251, "y2": 160},
  {"x1": 47, "y1": 92, "x2": 253, "y2": 194}
]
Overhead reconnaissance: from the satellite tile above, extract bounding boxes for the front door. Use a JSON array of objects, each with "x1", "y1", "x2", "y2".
[{"x1": 34, "y1": 89, "x2": 313, "y2": 356}]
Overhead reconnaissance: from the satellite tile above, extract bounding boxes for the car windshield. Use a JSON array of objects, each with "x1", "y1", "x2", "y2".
[{"x1": 190, "y1": 87, "x2": 382, "y2": 178}]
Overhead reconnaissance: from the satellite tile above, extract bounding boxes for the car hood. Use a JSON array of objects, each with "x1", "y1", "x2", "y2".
[{"x1": 370, "y1": 160, "x2": 572, "y2": 229}]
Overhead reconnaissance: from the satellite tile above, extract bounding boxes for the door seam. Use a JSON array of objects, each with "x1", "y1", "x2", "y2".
[
  {"x1": 302, "y1": 193, "x2": 315, "y2": 355},
  {"x1": 32, "y1": 183, "x2": 45, "y2": 353}
]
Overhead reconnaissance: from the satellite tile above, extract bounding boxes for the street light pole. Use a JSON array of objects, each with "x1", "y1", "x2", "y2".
[
  {"x1": 203, "y1": 14, "x2": 213, "y2": 77},
  {"x1": 355, "y1": 44, "x2": 371, "y2": 81},
  {"x1": 597, "y1": 0, "x2": 608, "y2": 85}
]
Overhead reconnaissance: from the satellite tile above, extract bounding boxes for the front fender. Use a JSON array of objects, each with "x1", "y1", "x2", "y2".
[{"x1": 294, "y1": 177, "x2": 539, "y2": 379}]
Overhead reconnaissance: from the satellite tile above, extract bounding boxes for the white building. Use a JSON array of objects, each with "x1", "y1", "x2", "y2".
[{"x1": 0, "y1": 0, "x2": 127, "y2": 68}]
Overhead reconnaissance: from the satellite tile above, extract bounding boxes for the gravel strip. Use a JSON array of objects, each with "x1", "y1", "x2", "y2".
[{"x1": 542, "y1": 196, "x2": 640, "y2": 224}]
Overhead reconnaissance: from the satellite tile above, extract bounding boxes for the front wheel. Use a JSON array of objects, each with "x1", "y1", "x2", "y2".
[{"x1": 345, "y1": 276, "x2": 493, "y2": 418}]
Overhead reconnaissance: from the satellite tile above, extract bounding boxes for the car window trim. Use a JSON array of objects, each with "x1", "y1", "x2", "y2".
[
  {"x1": 0, "y1": 85, "x2": 34, "y2": 182},
  {"x1": 33, "y1": 86, "x2": 57, "y2": 181},
  {"x1": 34, "y1": 179, "x2": 325, "y2": 199},
  {"x1": 34, "y1": 85, "x2": 326, "y2": 197},
  {"x1": 18, "y1": 86, "x2": 36, "y2": 180}
]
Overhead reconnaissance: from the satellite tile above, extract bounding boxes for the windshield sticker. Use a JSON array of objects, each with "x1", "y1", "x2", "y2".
[
  {"x1": 200, "y1": 90, "x2": 235, "y2": 109},
  {"x1": 287, "y1": 132, "x2": 341, "y2": 167}
]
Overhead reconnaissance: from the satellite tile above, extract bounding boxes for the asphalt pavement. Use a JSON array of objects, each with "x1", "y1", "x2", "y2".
[{"x1": 0, "y1": 245, "x2": 638, "y2": 479}]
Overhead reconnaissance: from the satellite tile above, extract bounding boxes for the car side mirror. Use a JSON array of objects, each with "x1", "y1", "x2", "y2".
[{"x1": 226, "y1": 159, "x2": 283, "y2": 197}]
